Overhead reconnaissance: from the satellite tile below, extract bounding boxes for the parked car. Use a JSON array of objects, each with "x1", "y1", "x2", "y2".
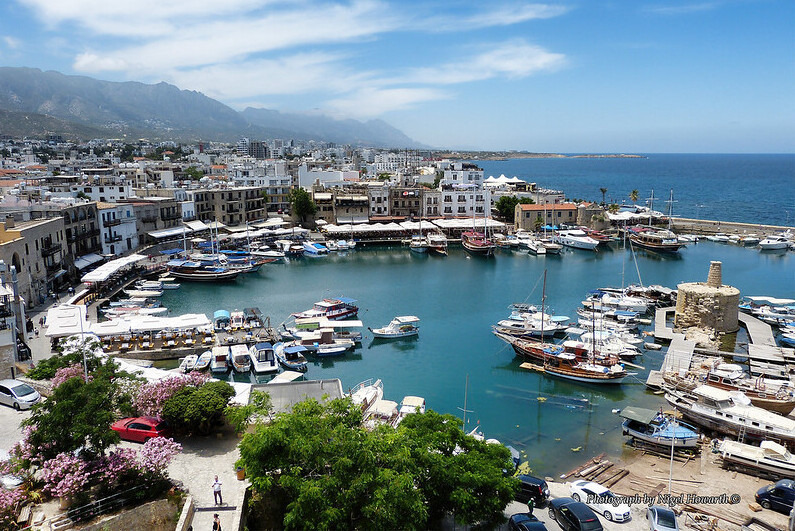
[
  {"x1": 755, "y1": 479, "x2": 795, "y2": 514},
  {"x1": 0, "y1": 379, "x2": 41, "y2": 410},
  {"x1": 646, "y1": 505, "x2": 679, "y2": 531},
  {"x1": 516, "y1": 474, "x2": 551, "y2": 507},
  {"x1": 509, "y1": 512, "x2": 548, "y2": 531},
  {"x1": 111, "y1": 417, "x2": 171, "y2": 443},
  {"x1": 548, "y1": 497, "x2": 603, "y2": 531},
  {"x1": 569, "y1": 479, "x2": 631, "y2": 522}
]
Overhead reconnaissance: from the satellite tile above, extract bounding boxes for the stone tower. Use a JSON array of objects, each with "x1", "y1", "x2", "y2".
[{"x1": 674, "y1": 261, "x2": 740, "y2": 333}]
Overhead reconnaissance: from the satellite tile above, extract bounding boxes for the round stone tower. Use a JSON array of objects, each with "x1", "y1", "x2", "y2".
[{"x1": 674, "y1": 261, "x2": 740, "y2": 333}]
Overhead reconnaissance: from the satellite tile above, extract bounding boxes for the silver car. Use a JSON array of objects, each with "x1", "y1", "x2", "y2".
[{"x1": 0, "y1": 379, "x2": 41, "y2": 410}]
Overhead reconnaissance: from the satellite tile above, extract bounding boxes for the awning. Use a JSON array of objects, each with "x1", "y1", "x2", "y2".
[
  {"x1": 74, "y1": 253, "x2": 105, "y2": 270},
  {"x1": 81, "y1": 254, "x2": 147, "y2": 283},
  {"x1": 185, "y1": 220, "x2": 209, "y2": 232},
  {"x1": 619, "y1": 406, "x2": 658, "y2": 424},
  {"x1": 148, "y1": 227, "x2": 191, "y2": 239}
]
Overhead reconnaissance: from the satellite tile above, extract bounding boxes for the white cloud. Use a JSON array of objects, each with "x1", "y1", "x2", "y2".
[
  {"x1": 3, "y1": 36, "x2": 21, "y2": 49},
  {"x1": 645, "y1": 2, "x2": 720, "y2": 15},
  {"x1": 452, "y1": 3, "x2": 570, "y2": 30},
  {"x1": 326, "y1": 87, "x2": 449, "y2": 117},
  {"x1": 403, "y1": 41, "x2": 566, "y2": 85}
]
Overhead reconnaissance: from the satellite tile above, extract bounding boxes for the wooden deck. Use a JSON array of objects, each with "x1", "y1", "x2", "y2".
[
  {"x1": 738, "y1": 312, "x2": 777, "y2": 347},
  {"x1": 660, "y1": 335, "x2": 697, "y2": 373},
  {"x1": 654, "y1": 307, "x2": 676, "y2": 341}
]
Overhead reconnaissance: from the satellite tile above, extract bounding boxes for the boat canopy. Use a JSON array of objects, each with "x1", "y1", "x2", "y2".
[
  {"x1": 393, "y1": 316, "x2": 420, "y2": 323},
  {"x1": 214, "y1": 310, "x2": 231, "y2": 321},
  {"x1": 253, "y1": 342, "x2": 273, "y2": 351},
  {"x1": 747, "y1": 296, "x2": 795, "y2": 305},
  {"x1": 619, "y1": 406, "x2": 659, "y2": 424},
  {"x1": 284, "y1": 345, "x2": 309, "y2": 354},
  {"x1": 401, "y1": 396, "x2": 425, "y2": 408}
]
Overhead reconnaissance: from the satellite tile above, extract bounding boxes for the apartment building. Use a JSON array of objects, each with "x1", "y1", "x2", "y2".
[{"x1": 97, "y1": 203, "x2": 139, "y2": 256}]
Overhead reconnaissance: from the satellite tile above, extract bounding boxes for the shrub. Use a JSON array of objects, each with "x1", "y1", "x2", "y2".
[
  {"x1": 0, "y1": 488, "x2": 26, "y2": 530},
  {"x1": 138, "y1": 437, "x2": 181, "y2": 479},
  {"x1": 133, "y1": 372, "x2": 209, "y2": 417},
  {"x1": 40, "y1": 453, "x2": 91, "y2": 498},
  {"x1": 162, "y1": 380, "x2": 235, "y2": 434},
  {"x1": 52, "y1": 364, "x2": 88, "y2": 387}
]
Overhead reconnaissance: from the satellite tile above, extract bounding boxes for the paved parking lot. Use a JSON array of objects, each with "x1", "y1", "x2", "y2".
[{"x1": 0, "y1": 400, "x2": 30, "y2": 455}]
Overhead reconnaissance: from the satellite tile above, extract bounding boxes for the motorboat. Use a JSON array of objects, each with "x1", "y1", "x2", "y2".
[
  {"x1": 583, "y1": 292, "x2": 650, "y2": 313},
  {"x1": 273, "y1": 342, "x2": 308, "y2": 371},
  {"x1": 538, "y1": 238, "x2": 563, "y2": 254},
  {"x1": 230, "y1": 344, "x2": 251, "y2": 373},
  {"x1": 213, "y1": 310, "x2": 231, "y2": 331},
  {"x1": 553, "y1": 229, "x2": 599, "y2": 251},
  {"x1": 461, "y1": 231, "x2": 496, "y2": 256},
  {"x1": 350, "y1": 378, "x2": 384, "y2": 414},
  {"x1": 179, "y1": 354, "x2": 198, "y2": 373},
  {"x1": 315, "y1": 343, "x2": 350, "y2": 357},
  {"x1": 324, "y1": 240, "x2": 339, "y2": 252},
  {"x1": 719, "y1": 439, "x2": 795, "y2": 479},
  {"x1": 363, "y1": 399, "x2": 400, "y2": 429},
  {"x1": 123, "y1": 288, "x2": 163, "y2": 298},
  {"x1": 303, "y1": 241, "x2": 329, "y2": 255},
  {"x1": 102, "y1": 306, "x2": 169, "y2": 317},
  {"x1": 739, "y1": 235, "x2": 761, "y2": 246},
  {"x1": 210, "y1": 346, "x2": 230, "y2": 374},
  {"x1": 427, "y1": 232, "x2": 448, "y2": 256},
  {"x1": 571, "y1": 331, "x2": 642, "y2": 359},
  {"x1": 274, "y1": 239, "x2": 305, "y2": 256},
  {"x1": 286, "y1": 317, "x2": 364, "y2": 344},
  {"x1": 292, "y1": 297, "x2": 359, "y2": 320},
  {"x1": 664, "y1": 386, "x2": 795, "y2": 448},
  {"x1": 230, "y1": 311, "x2": 245, "y2": 330},
  {"x1": 369, "y1": 316, "x2": 420, "y2": 339},
  {"x1": 706, "y1": 233, "x2": 731, "y2": 243},
  {"x1": 194, "y1": 350, "x2": 212, "y2": 371},
  {"x1": 620, "y1": 406, "x2": 700, "y2": 449},
  {"x1": 249, "y1": 342, "x2": 279, "y2": 373},
  {"x1": 759, "y1": 234, "x2": 792, "y2": 250},
  {"x1": 398, "y1": 395, "x2": 426, "y2": 417}
]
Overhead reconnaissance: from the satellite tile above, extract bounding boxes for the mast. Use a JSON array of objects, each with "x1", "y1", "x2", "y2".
[
  {"x1": 665, "y1": 189, "x2": 677, "y2": 230},
  {"x1": 647, "y1": 189, "x2": 656, "y2": 226},
  {"x1": 540, "y1": 269, "x2": 546, "y2": 344}
]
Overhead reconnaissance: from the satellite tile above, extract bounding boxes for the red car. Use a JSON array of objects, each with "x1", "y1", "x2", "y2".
[{"x1": 111, "y1": 417, "x2": 171, "y2": 443}]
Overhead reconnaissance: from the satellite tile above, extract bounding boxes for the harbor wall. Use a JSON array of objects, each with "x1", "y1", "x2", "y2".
[{"x1": 670, "y1": 217, "x2": 793, "y2": 236}]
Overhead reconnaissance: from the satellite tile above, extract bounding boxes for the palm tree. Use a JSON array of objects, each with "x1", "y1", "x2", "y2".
[
  {"x1": 629, "y1": 189, "x2": 639, "y2": 204},
  {"x1": 599, "y1": 187, "x2": 608, "y2": 205}
]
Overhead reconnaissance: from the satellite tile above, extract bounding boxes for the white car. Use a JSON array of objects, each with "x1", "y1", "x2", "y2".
[
  {"x1": 0, "y1": 379, "x2": 41, "y2": 410},
  {"x1": 569, "y1": 479, "x2": 631, "y2": 522}
]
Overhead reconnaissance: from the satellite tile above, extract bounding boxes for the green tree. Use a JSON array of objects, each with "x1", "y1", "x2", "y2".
[
  {"x1": 24, "y1": 358, "x2": 133, "y2": 461},
  {"x1": 608, "y1": 203, "x2": 620, "y2": 214},
  {"x1": 161, "y1": 380, "x2": 235, "y2": 434},
  {"x1": 495, "y1": 196, "x2": 534, "y2": 223},
  {"x1": 184, "y1": 166, "x2": 204, "y2": 180},
  {"x1": 237, "y1": 398, "x2": 517, "y2": 530},
  {"x1": 288, "y1": 188, "x2": 317, "y2": 222},
  {"x1": 599, "y1": 187, "x2": 608, "y2": 205},
  {"x1": 629, "y1": 189, "x2": 639, "y2": 203}
]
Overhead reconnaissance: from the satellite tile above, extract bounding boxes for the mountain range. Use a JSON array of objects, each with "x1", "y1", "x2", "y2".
[{"x1": 0, "y1": 67, "x2": 421, "y2": 147}]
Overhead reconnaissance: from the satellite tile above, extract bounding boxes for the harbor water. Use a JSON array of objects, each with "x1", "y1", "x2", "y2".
[{"x1": 160, "y1": 240, "x2": 794, "y2": 477}]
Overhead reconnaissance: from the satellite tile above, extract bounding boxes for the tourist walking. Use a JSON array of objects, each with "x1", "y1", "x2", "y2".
[
  {"x1": 213, "y1": 514, "x2": 222, "y2": 531},
  {"x1": 212, "y1": 475, "x2": 223, "y2": 505}
]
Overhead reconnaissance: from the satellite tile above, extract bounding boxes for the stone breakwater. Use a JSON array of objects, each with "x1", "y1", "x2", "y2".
[{"x1": 670, "y1": 217, "x2": 793, "y2": 236}]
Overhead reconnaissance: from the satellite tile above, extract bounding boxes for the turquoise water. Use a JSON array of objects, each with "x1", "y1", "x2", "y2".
[
  {"x1": 477, "y1": 154, "x2": 795, "y2": 226},
  {"x1": 160, "y1": 242, "x2": 794, "y2": 476}
]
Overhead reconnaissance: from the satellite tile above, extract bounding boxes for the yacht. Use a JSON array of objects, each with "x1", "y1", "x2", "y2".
[
  {"x1": 303, "y1": 241, "x2": 329, "y2": 255},
  {"x1": 553, "y1": 229, "x2": 599, "y2": 251},
  {"x1": 292, "y1": 297, "x2": 359, "y2": 320},
  {"x1": 369, "y1": 316, "x2": 420, "y2": 338},
  {"x1": 759, "y1": 232, "x2": 792, "y2": 251}
]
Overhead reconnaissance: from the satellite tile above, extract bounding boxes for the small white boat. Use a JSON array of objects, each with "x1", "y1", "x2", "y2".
[
  {"x1": 231, "y1": 344, "x2": 251, "y2": 373},
  {"x1": 303, "y1": 241, "x2": 329, "y2": 255},
  {"x1": 179, "y1": 354, "x2": 198, "y2": 373},
  {"x1": 123, "y1": 289, "x2": 163, "y2": 298},
  {"x1": 160, "y1": 281, "x2": 181, "y2": 290},
  {"x1": 249, "y1": 342, "x2": 279, "y2": 373},
  {"x1": 706, "y1": 233, "x2": 730, "y2": 243},
  {"x1": 397, "y1": 395, "x2": 426, "y2": 423},
  {"x1": 369, "y1": 316, "x2": 420, "y2": 338},
  {"x1": 315, "y1": 343, "x2": 349, "y2": 357},
  {"x1": 210, "y1": 346, "x2": 230, "y2": 374},
  {"x1": 719, "y1": 439, "x2": 795, "y2": 479},
  {"x1": 194, "y1": 350, "x2": 212, "y2": 371},
  {"x1": 350, "y1": 378, "x2": 384, "y2": 414},
  {"x1": 553, "y1": 229, "x2": 599, "y2": 251}
]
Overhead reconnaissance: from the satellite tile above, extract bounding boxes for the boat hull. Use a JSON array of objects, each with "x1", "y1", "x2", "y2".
[{"x1": 622, "y1": 425, "x2": 700, "y2": 449}]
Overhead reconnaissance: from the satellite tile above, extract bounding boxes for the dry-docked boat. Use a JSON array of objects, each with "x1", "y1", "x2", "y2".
[
  {"x1": 719, "y1": 439, "x2": 795, "y2": 479},
  {"x1": 620, "y1": 406, "x2": 701, "y2": 449},
  {"x1": 664, "y1": 386, "x2": 795, "y2": 448},
  {"x1": 662, "y1": 370, "x2": 795, "y2": 416}
]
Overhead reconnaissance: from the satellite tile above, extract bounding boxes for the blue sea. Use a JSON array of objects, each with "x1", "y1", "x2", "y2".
[
  {"x1": 159, "y1": 155, "x2": 794, "y2": 476},
  {"x1": 476, "y1": 154, "x2": 795, "y2": 227}
]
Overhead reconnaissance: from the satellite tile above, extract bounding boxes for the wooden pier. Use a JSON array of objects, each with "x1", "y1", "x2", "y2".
[
  {"x1": 647, "y1": 307, "x2": 696, "y2": 389},
  {"x1": 738, "y1": 312, "x2": 777, "y2": 347},
  {"x1": 654, "y1": 307, "x2": 676, "y2": 341}
]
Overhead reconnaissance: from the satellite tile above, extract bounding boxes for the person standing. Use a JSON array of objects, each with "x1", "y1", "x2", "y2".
[
  {"x1": 212, "y1": 475, "x2": 223, "y2": 505},
  {"x1": 213, "y1": 513, "x2": 222, "y2": 531}
]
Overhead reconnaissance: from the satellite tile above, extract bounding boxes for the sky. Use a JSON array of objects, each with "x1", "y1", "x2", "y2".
[{"x1": 0, "y1": 0, "x2": 793, "y2": 153}]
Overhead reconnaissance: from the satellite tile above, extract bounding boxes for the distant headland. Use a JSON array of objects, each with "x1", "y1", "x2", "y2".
[{"x1": 436, "y1": 151, "x2": 646, "y2": 161}]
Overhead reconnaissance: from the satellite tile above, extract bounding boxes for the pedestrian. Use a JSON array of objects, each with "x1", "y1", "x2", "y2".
[
  {"x1": 38, "y1": 317, "x2": 44, "y2": 327},
  {"x1": 212, "y1": 475, "x2": 223, "y2": 505},
  {"x1": 213, "y1": 513, "x2": 221, "y2": 531}
]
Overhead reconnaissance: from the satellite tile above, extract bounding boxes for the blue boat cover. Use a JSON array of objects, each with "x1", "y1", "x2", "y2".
[
  {"x1": 254, "y1": 342, "x2": 273, "y2": 350},
  {"x1": 284, "y1": 345, "x2": 308, "y2": 354},
  {"x1": 335, "y1": 297, "x2": 358, "y2": 304},
  {"x1": 213, "y1": 310, "x2": 231, "y2": 319},
  {"x1": 160, "y1": 248, "x2": 184, "y2": 255}
]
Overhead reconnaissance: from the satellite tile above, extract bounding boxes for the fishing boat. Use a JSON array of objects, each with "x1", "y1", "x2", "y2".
[
  {"x1": 664, "y1": 386, "x2": 795, "y2": 448},
  {"x1": 719, "y1": 439, "x2": 795, "y2": 479},
  {"x1": 628, "y1": 227, "x2": 684, "y2": 253},
  {"x1": 315, "y1": 343, "x2": 350, "y2": 357},
  {"x1": 292, "y1": 297, "x2": 359, "y2": 320},
  {"x1": 273, "y1": 342, "x2": 308, "y2": 371},
  {"x1": 179, "y1": 354, "x2": 198, "y2": 373},
  {"x1": 427, "y1": 232, "x2": 448, "y2": 256},
  {"x1": 620, "y1": 406, "x2": 700, "y2": 449},
  {"x1": 210, "y1": 346, "x2": 230, "y2": 375},
  {"x1": 553, "y1": 229, "x2": 599, "y2": 251},
  {"x1": 369, "y1": 316, "x2": 420, "y2": 339},
  {"x1": 194, "y1": 350, "x2": 212, "y2": 371},
  {"x1": 230, "y1": 344, "x2": 251, "y2": 373},
  {"x1": 167, "y1": 260, "x2": 239, "y2": 282},
  {"x1": 249, "y1": 342, "x2": 279, "y2": 373},
  {"x1": 408, "y1": 235, "x2": 429, "y2": 253},
  {"x1": 540, "y1": 351, "x2": 628, "y2": 384}
]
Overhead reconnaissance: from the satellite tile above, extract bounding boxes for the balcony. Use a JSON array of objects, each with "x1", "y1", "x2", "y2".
[
  {"x1": 141, "y1": 216, "x2": 158, "y2": 223},
  {"x1": 45, "y1": 261, "x2": 62, "y2": 274},
  {"x1": 67, "y1": 228, "x2": 100, "y2": 243},
  {"x1": 105, "y1": 218, "x2": 121, "y2": 227},
  {"x1": 163, "y1": 212, "x2": 182, "y2": 221},
  {"x1": 41, "y1": 243, "x2": 62, "y2": 257},
  {"x1": 104, "y1": 235, "x2": 122, "y2": 243}
]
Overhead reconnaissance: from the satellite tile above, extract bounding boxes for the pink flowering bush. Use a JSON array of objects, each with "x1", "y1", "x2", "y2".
[
  {"x1": 52, "y1": 364, "x2": 88, "y2": 387},
  {"x1": 0, "y1": 488, "x2": 27, "y2": 529},
  {"x1": 40, "y1": 453, "x2": 91, "y2": 498},
  {"x1": 138, "y1": 437, "x2": 181, "y2": 479},
  {"x1": 91, "y1": 448, "x2": 138, "y2": 487},
  {"x1": 133, "y1": 372, "x2": 209, "y2": 417}
]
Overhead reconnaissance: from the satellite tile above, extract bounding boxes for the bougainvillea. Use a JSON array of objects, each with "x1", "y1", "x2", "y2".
[
  {"x1": 40, "y1": 453, "x2": 91, "y2": 498},
  {"x1": 91, "y1": 448, "x2": 139, "y2": 487},
  {"x1": 133, "y1": 372, "x2": 209, "y2": 417},
  {"x1": 51, "y1": 364, "x2": 88, "y2": 387},
  {"x1": 138, "y1": 437, "x2": 181, "y2": 479},
  {"x1": 0, "y1": 488, "x2": 26, "y2": 529}
]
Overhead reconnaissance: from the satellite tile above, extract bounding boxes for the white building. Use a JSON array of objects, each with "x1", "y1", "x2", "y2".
[
  {"x1": 440, "y1": 185, "x2": 491, "y2": 218},
  {"x1": 97, "y1": 203, "x2": 138, "y2": 256},
  {"x1": 298, "y1": 163, "x2": 359, "y2": 189},
  {"x1": 71, "y1": 181, "x2": 133, "y2": 203},
  {"x1": 365, "y1": 183, "x2": 390, "y2": 218}
]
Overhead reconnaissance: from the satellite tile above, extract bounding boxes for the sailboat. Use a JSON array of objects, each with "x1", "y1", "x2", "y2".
[
  {"x1": 461, "y1": 203, "x2": 496, "y2": 256},
  {"x1": 409, "y1": 217, "x2": 429, "y2": 253}
]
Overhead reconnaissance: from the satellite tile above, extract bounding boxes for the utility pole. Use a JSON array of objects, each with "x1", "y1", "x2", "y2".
[{"x1": 0, "y1": 261, "x2": 19, "y2": 364}]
